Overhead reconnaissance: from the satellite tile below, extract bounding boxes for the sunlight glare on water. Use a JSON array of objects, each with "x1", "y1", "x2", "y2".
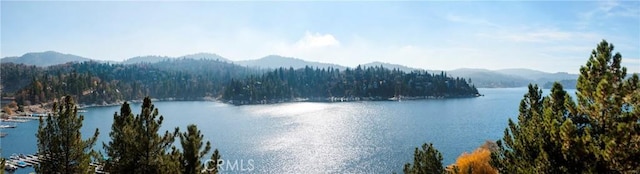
[
  {"x1": 245, "y1": 102, "x2": 332, "y2": 117},
  {"x1": 3, "y1": 88, "x2": 544, "y2": 173},
  {"x1": 251, "y1": 102, "x2": 370, "y2": 173}
]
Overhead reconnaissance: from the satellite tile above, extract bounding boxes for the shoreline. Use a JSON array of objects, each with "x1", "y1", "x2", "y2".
[
  {"x1": 1, "y1": 94, "x2": 483, "y2": 116},
  {"x1": 1, "y1": 97, "x2": 218, "y2": 117},
  {"x1": 224, "y1": 94, "x2": 482, "y2": 105}
]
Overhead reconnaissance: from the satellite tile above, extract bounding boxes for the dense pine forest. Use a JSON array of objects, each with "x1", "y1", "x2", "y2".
[
  {"x1": 1, "y1": 59, "x2": 257, "y2": 106},
  {"x1": 1, "y1": 59, "x2": 479, "y2": 106},
  {"x1": 223, "y1": 66, "x2": 478, "y2": 104}
]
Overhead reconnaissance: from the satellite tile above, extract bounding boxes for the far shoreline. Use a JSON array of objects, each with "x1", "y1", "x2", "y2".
[{"x1": 2, "y1": 94, "x2": 483, "y2": 117}]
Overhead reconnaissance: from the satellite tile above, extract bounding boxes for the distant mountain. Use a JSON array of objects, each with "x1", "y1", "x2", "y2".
[
  {"x1": 447, "y1": 68, "x2": 530, "y2": 88},
  {"x1": 121, "y1": 55, "x2": 173, "y2": 64},
  {"x1": 344, "y1": 63, "x2": 536, "y2": 88},
  {"x1": 2, "y1": 51, "x2": 582, "y2": 88},
  {"x1": 444, "y1": 68, "x2": 579, "y2": 88},
  {"x1": 497, "y1": 68, "x2": 578, "y2": 85},
  {"x1": 0, "y1": 51, "x2": 92, "y2": 66},
  {"x1": 543, "y1": 79, "x2": 577, "y2": 89},
  {"x1": 361, "y1": 61, "x2": 422, "y2": 72},
  {"x1": 236, "y1": 55, "x2": 346, "y2": 69},
  {"x1": 180, "y1": 53, "x2": 232, "y2": 62}
]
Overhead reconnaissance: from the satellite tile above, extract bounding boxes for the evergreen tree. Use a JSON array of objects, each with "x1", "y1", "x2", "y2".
[
  {"x1": 103, "y1": 97, "x2": 180, "y2": 173},
  {"x1": 403, "y1": 143, "x2": 445, "y2": 174},
  {"x1": 135, "y1": 97, "x2": 180, "y2": 173},
  {"x1": 206, "y1": 149, "x2": 222, "y2": 174},
  {"x1": 492, "y1": 40, "x2": 640, "y2": 173},
  {"x1": 103, "y1": 101, "x2": 137, "y2": 172},
  {"x1": 1, "y1": 158, "x2": 6, "y2": 174},
  {"x1": 161, "y1": 146, "x2": 183, "y2": 173},
  {"x1": 573, "y1": 40, "x2": 640, "y2": 172},
  {"x1": 35, "y1": 96, "x2": 99, "y2": 174},
  {"x1": 179, "y1": 124, "x2": 212, "y2": 174}
]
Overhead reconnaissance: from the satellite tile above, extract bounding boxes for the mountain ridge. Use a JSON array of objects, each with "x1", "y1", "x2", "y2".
[
  {"x1": 236, "y1": 55, "x2": 347, "y2": 69},
  {"x1": 0, "y1": 51, "x2": 93, "y2": 67},
  {"x1": 2, "y1": 51, "x2": 579, "y2": 88}
]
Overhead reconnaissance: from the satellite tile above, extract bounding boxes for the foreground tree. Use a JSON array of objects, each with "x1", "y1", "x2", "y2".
[
  {"x1": 574, "y1": 40, "x2": 640, "y2": 171},
  {"x1": 103, "y1": 97, "x2": 180, "y2": 173},
  {"x1": 1, "y1": 158, "x2": 6, "y2": 174},
  {"x1": 103, "y1": 101, "x2": 136, "y2": 172},
  {"x1": 36, "y1": 96, "x2": 99, "y2": 173},
  {"x1": 180, "y1": 124, "x2": 212, "y2": 174},
  {"x1": 403, "y1": 143, "x2": 445, "y2": 174},
  {"x1": 450, "y1": 141, "x2": 498, "y2": 174},
  {"x1": 492, "y1": 40, "x2": 640, "y2": 172},
  {"x1": 205, "y1": 149, "x2": 222, "y2": 174}
]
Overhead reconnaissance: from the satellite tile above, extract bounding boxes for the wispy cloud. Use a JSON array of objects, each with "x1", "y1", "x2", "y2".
[
  {"x1": 577, "y1": 0, "x2": 640, "y2": 28},
  {"x1": 503, "y1": 29, "x2": 599, "y2": 43},
  {"x1": 295, "y1": 31, "x2": 340, "y2": 49},
  {"x1": 2, "y1": 1, "x2": 637, "y2": 73},
  {"x1": 596, "y1": 0, "x2": 639, "y2": 18}
]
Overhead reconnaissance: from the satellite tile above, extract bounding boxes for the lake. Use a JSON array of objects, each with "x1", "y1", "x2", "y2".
[{"x1": 1, "y1": 88, "x2": 573, "y2": 173}]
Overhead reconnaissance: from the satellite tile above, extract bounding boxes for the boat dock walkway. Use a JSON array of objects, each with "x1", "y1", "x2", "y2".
[{"x1": 4, "y1": 153, "x2": 107, "y2": 173}]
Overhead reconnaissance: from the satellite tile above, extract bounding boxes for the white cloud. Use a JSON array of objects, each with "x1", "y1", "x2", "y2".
[{"x1": 295, "y1": 31, "x2": 340, "y2": 49}]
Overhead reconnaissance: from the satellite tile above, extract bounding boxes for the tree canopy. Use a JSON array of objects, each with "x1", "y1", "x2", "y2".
[
  {"x1": 179, "y1": 124, "x2": 212, "y2": 174},
  {"x1": 102, "y1": 97, "x2": 180, "y2": 173},
  {"x1": 102, "y1": 97, "x2": 223, "y2": 174},
  {"x1": 403, "y1": 143, "x2": 445, "y2": 174},
  {"x1": 491, "y1": 40, "x2": 640, "y2": 173},
  {"x1": 36, "y1": 96, "x2": 99, "y2": 173},
  {"x1": 2, "y1": 59, "x2": 478, "y2": 106},
  {"x1": 223, "y1": 66, "x2": 478, "y2": 104}
]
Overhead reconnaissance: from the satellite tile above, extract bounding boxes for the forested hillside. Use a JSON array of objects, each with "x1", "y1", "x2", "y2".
[
  {"x1": 1, "y1": 59, "x2": 479, "y2": 106},
  {"x1": 1, "y1": 59, "x2": 258, "y2": 106},
  {"x1": 0, "y1": 51, "x2": 92, "y2": 67},
  {"x1": 223, "y1": 66, "x2": 479, "y2": 104}
]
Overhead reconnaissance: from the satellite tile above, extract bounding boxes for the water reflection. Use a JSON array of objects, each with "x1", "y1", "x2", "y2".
[
  {"x1": 2, "y1": 88, "x2": 544, "y2": 173},
  {"x1": 251, "y1": 103, "x2": 361, "y2": 172}
]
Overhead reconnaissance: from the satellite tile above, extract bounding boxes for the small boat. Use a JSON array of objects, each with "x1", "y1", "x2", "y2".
[
  {"x1": 9, "y1": 154, "x2": 19, "y2": 160},
  {"x1": 0, "y1": 124, "x2": 16, "y2": 128},
  {"x1": 23, "y1": 159, "x2": 39, "y2": 165},
  {"x1": 15, "y1": 160, "x2": 27, "y2": 168},
  {"x1": 5, "y1": 163, "x2": 18, "y2": 171}
]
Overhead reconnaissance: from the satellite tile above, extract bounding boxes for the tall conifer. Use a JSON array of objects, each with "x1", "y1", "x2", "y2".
[
  {"x1": 36, "y1": 96, "x2": 99, "y2": 173},
  {"x1": 492, "y1": 40, "x2": 640, "y2": 173}
]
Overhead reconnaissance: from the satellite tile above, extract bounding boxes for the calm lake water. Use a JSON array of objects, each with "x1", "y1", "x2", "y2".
[{"x1": 1, "y1": 88, "x2": 576, "y2": 173}]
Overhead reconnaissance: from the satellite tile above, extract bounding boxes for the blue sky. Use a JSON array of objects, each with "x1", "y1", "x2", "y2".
[{"x1": 2, "y1": 1, "x2": 639, "y2": 73}]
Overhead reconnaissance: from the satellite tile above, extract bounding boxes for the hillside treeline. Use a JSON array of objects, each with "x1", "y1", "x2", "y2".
[
  {"x1": 222, "y1": 66, "x2": 479, "y2": 104},
  {"x1": 2, "y1": 59, "x2": 478, "y2": 106}
]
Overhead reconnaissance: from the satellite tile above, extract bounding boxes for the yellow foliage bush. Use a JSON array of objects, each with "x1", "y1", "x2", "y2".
[
  {"x1": 450, "y1": 141, "x2": 498, "y2": 174},
  {"x1": 2, "y1": 106, "x2": 13, "y2": 115}
]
